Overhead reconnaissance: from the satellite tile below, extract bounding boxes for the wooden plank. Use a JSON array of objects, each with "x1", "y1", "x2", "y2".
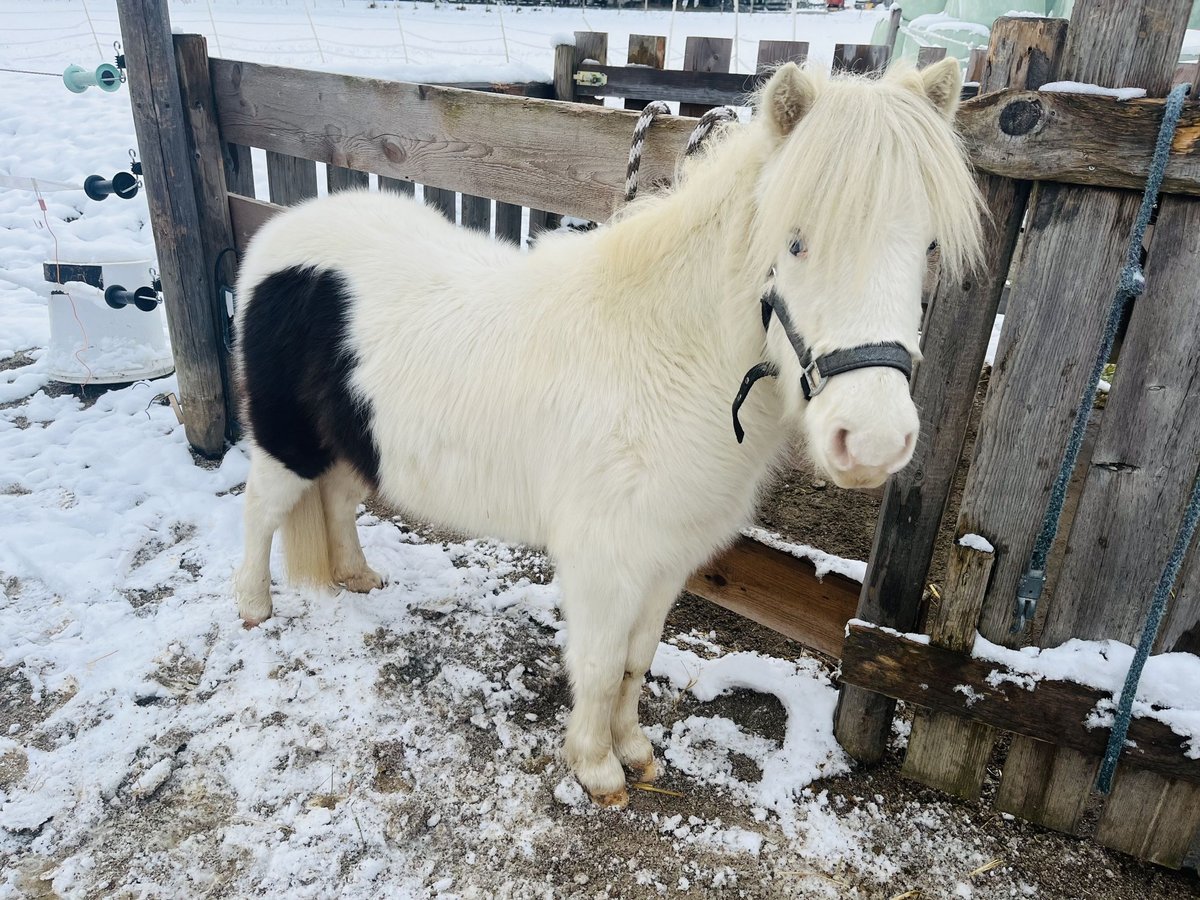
[
  {"x1": 553, "y1": 40, "x2": 577, "y2": 103},
  {"x1": 211, "y1": 61, "x2": 697, "y2": 224},
  {"x1": 831, "y1": 44, "x2": 890, "y2": 75},
  {"x1": 965, "y1": 47, "x2": 987, "y2": 83},
  {"x1": 575, "y1": 66, "x2": 761, "y2": 107},
  {"x1": 686, "y1": 537, "x2": 861, "y2": 661},
  {"x1": 223, "y1": 142, "x2": 255, "y2": 196},
  {"x1": 378, "y1": 175, "x2": 414, "y2": 196},
  {"x1": 461, "y1": 194, "x2": 490, "y2": 234},
  {"x1": 680, "y1": 36, "x2": 732, "y2": 117},
  {"x1": 958, "y1": 90, "x2": 1200, "y2": 200},
  {"x1": 572, "y1": 31, "x2": 608, "y2": 107},
  {"x1": 494, "y1": 201, "x2": 523, "y2": 246},
  {"x1": 838, "y1": 624, "x2": 1200, "y2": 784},
  {"x1": 916, "y1": 46, "x2": 948, "y2": 69},
  {"x1": 228, "y1": 193, "x2": 281, "y2": 255},
  {"x1": 265, "y1": 150, "x2": 317, "y2": 207},
  {"x1": 115, "y1": 3, "x2": 226, "y2": 456},
  {"x1": 327, "y1": 165, "x2": 368, "y2": 193},
  {"x1": 173, "y1": 33, "x2": 240, "y2": 444},
  {"x1": 834, "y1": 16, "x2": 1068, "y2": 765},
  {"x1": 902, "y1": 542, "x2": 998, "y2": 800},
  {"x1": 755, "y1": 40, "x2": 808, "y2": 74},
  {"x1": 1094, "y1": 771, "x2": 1200, "y2": 868},
  {"x1": 625, "y1": 33, "x2": 666, "y2": 112},
  {"x1": 424, "y1": 185, "x2": 456, "y2": 223},
  {"x1": 967, "y1": 0, "x2": 1192, "y2": 843},
  {"x1": 995, "y1": 743, "x2": 1099, "y2": 834}
]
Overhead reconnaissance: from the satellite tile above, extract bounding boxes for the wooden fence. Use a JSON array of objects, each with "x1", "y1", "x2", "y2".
[{"x1": 115, "y1": 0, "x2": 1200, "y2": 870}]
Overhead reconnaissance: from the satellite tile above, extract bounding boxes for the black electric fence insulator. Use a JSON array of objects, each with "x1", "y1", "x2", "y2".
[
  {"x1": 104, "y1": 284, "x2": 160, "y2": 312},
  {"x1": 85, "y1": 171, "x2": 139, "y2": 201}
]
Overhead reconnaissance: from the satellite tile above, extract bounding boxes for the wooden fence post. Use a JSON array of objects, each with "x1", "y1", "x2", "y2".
[
  {"x1": 833, "y1": 16, "x2": 1068, "y2": 764},
  {"x1": 680, "y1": 36, "x2": 732, "y2": 117},
  {"x1": 884, "y1": 6, "x2": 903, "y2": 57},
  {"x1": 116, "y1": 0, "x2": 227, "y2": 456},
  {"x1": 172, "y1": 33, "x2": 241, "y2": 444},
  {"x1": 624, "y1": 34, "x2": 666, "y2": 111}
]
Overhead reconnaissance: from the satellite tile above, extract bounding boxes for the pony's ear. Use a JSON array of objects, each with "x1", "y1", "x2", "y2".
[
  {"x1": 760, "y1": 63, "x2": 817, "y2": 137},
  {"x1": 918, "y1": 57, "x2": 963, "y2": 121}
]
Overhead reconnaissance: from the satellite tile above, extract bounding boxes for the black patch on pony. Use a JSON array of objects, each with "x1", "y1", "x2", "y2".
[{"x1": 238, "y1": 265, "x2": 380, "y2": 488}]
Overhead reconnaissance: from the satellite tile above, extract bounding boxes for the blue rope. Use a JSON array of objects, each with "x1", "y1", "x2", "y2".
[
  {"x1": 1012, "y1": 83, "x2": 1192, "y2": 634},
  {"x1": 1096, "y1": 464, "x2": 1200, "y2": 793}
]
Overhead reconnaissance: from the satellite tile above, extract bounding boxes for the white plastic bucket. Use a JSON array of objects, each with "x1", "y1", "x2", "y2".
[{"x1": 43, "y1": 259, "x2": 174, "y2": 385}]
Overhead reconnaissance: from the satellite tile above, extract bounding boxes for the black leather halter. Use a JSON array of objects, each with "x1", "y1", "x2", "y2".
[{"x1": 731, "y1": 287, "x2": 914, "y2": 444}]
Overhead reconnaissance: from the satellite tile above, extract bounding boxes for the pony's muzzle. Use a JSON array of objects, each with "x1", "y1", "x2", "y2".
[{"x1": 825, "y1": 422, "x2": 917, "y2": 488}]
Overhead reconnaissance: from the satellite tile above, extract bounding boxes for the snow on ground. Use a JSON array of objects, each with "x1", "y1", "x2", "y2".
[{"x1": 2, "y1": 3, "x2": 1198, "y2": 899}]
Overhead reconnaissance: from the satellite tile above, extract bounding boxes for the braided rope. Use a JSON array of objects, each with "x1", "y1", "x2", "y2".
[
  {"x1": 624, "y1": 100, "x2": 671, "y2": 203},
  {"x1": 684, "y1": 106, "x2": 739, "y2": 158},
  {"x1": 624, "y1": 104, "x2": 740, "y2": 203},
  {"x1": 1011, "y1": 82, "x2": 1192, "y2": 635}
]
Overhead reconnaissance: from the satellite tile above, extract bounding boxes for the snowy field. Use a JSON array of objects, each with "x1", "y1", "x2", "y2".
[{"x1": 1, "y1": 2, "x2": 1198, "y2": 898}]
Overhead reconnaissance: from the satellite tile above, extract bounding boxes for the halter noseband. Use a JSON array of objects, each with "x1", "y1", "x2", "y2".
[{"x1": 731, "y1": 286, "x2": 914, "y2": 444}]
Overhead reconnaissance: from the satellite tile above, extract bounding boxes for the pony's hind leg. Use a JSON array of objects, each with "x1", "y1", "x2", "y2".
[
  {"x1": 557, "y1": 557, "x2": 647, "y2": 807},
  {"x1": 319, "y1": 460, "x2": 383, "y2": 593},
  {"x1": 235, "y1": 449, "x2": 312, "y2": 625},
  {"x1": 611, "y1": 576, "x2": 684, "y2": 783}
]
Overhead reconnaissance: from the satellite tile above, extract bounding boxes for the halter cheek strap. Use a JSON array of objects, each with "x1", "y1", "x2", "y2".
[{"x1": 731, "y1": 288, "x2": 914, "y2": 444}]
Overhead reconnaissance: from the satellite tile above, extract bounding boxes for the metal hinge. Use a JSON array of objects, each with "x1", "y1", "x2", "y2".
[{"x1": 573, "y1": 71, "x2": 607, "y2": 87}]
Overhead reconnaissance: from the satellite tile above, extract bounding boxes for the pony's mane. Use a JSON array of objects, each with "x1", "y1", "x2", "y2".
[{"x1": 752, "y1": 64, "x2": 984, "y2": 283}]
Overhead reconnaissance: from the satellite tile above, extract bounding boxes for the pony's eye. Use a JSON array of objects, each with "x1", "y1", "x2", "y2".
[
  {"x1": 928, "y1": 240, "x2": 939, "y2": 253},
  {"x1": 789, "y1": 237, "x2": 807, "y2": 258}
]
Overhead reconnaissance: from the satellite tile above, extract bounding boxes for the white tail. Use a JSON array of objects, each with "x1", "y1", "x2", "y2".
[{"x1": 281, "y1": 481, "x2": 333, "y2": 586}]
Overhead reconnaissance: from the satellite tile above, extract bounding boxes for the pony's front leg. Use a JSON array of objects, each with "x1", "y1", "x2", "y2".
[
  {"x1": 610, "y1": 576, "x2": 683, "y2": 783},
  {"x1": 558, "y1": 560, "x2": 644, "y2": 807}
]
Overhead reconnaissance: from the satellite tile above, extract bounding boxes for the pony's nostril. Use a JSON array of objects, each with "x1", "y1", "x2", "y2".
[
  {"x1": 830, "y1": 428, "x2": 853, "y2": 469},
  {"x1": 903, "y1": 431, "x2": 916, "y2": 456}
]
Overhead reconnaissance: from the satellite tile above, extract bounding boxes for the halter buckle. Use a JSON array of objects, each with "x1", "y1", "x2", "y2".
[{"x1": 800, "y1": 359, "x2": 825, "y2": 401}]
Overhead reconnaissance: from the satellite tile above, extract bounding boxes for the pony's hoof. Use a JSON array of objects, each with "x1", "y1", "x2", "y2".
[
  {"x1": 339, "y1": 568, "x2": 384, "y2": 593},
  {"x1": 590, "y1": 786, "x2": 629, "y2": 808},
  {"x1": 637, "y1": 758, "x2": 661, "y2": 784}
]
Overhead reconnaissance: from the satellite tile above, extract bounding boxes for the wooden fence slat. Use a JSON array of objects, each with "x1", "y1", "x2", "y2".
[
  {"x1": 115, "y1": 9, "x2": 226, "y2": 456},
  {"x1": 378, "y1": 175, "x2": 414, "y2": 196},
  {"x1": 423, "y1": 185, "x2": 456, "y2": 223},
  {"x1": 680, "y1": 36, "x2": 732, "y2": 117},
  {"x1": 173, "y1": 33, "x2": 241, "y2": 444},
  {"x1": 834, "y1": 16, "x2": 1068, "y2": 764},
  {"x1": 965, "y1": 47, "x2": 987, "y2": 83},
  {"x1": 900, "y1": 543, "x2": 998, "y2": 799},
  {"x1": 494, "y1": 201, "x2": 523, "y2": 245},
  {"x1": 1094, "y1": 770, "x2": 1200, "y2": 868},
  {"x1": 959, "y1": 0, "x2": 1192, "y2": 839},
  {"x1": 574, "y1": 66, "x2": 761, "y2": 107},
  {"x1": 228, "y1": 193, "x2": 278, "y2": 255},
  {"x1": 265, "y1": 150, "x2": 317, "y2": 206},
  {"x1": 223, "y1": 142, "x2": 255, "y2": 197},
  {"x1": 839, "y1": 624, "x2": 1200, "y2": 783},
  {"x1": 327, "y1": 165, "x2": 368, "y2": 193},
  {"x1": 461, "y1": 194, "x2": 491, "y2": 234},
  {"x1": 831, "y1": 44, "x2": 890, "y2": 75},
  {"x1": 686, "y1": 537, "x2": 861, "y2": 661},
  {"x1": 755, "y1": 40, "x2": 808, "y2": 74},
  {"x1": 625, "y1": 33, "x2": 666, "y2": 112},
  {"x1": 916, "y1": 46, "x2": 948, "y2": 69}
]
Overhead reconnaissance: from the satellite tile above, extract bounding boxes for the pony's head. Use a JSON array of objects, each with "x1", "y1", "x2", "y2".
[{"x1": 750, "y1": 60, "x2": 982, "y2": 489}]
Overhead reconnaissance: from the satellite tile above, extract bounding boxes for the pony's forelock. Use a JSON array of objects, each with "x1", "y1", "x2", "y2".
[{"x1": 752, "y1": 65, "x2": 984, "y2": 283}]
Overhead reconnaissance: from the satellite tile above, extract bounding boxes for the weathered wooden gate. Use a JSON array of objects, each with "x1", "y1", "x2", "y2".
[{"x1": 115, "y1": 0, "x2": 1200, "y2": 868}]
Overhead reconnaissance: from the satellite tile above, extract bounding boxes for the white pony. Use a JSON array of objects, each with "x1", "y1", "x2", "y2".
[{"x1": 232, "y1": 61, "x2": 982, "y2": 805}]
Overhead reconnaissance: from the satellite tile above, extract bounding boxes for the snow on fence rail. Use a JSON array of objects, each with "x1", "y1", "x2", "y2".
[{"x1": 116, "y1": 0, "x2": 1200, "y2": 871}]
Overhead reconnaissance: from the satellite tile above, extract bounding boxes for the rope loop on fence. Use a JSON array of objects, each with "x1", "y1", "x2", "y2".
[
  {"x1": 624, "y1": 103, "x2": 740, "y2": 204},
  {"x1": 1011, "y1": 82, "x2": 1191, "y2": 637},
  {"x1": 624, "y1": 100, "x2": 671, "y2": 203}
]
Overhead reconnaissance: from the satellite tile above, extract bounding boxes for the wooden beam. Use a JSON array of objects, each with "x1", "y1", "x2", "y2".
[
  {"x1": 686, "y1": 536, "x2": 861, "y2": 661},
  {"x1": 839, "y1": 624, "x2": 1200, "y2": 785},
  {"x1": 115, "y1": 5, "x2": 226, "y2": 456},
  {"x1": 575, "y1": 65, "x2": 761, "y2": 106},
  {"x1": 210, "y1": 60, "x2": 697, "y2": 225},
  {"x1": 958, "y1": 89, "x2": 1200, "y2": 199},
  {"x1": 173, "y1": 34, "x2": 241, "y2": 444},
  {"x1": 834, "y1": 16, "x2": 1068, "y2": 765}
]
